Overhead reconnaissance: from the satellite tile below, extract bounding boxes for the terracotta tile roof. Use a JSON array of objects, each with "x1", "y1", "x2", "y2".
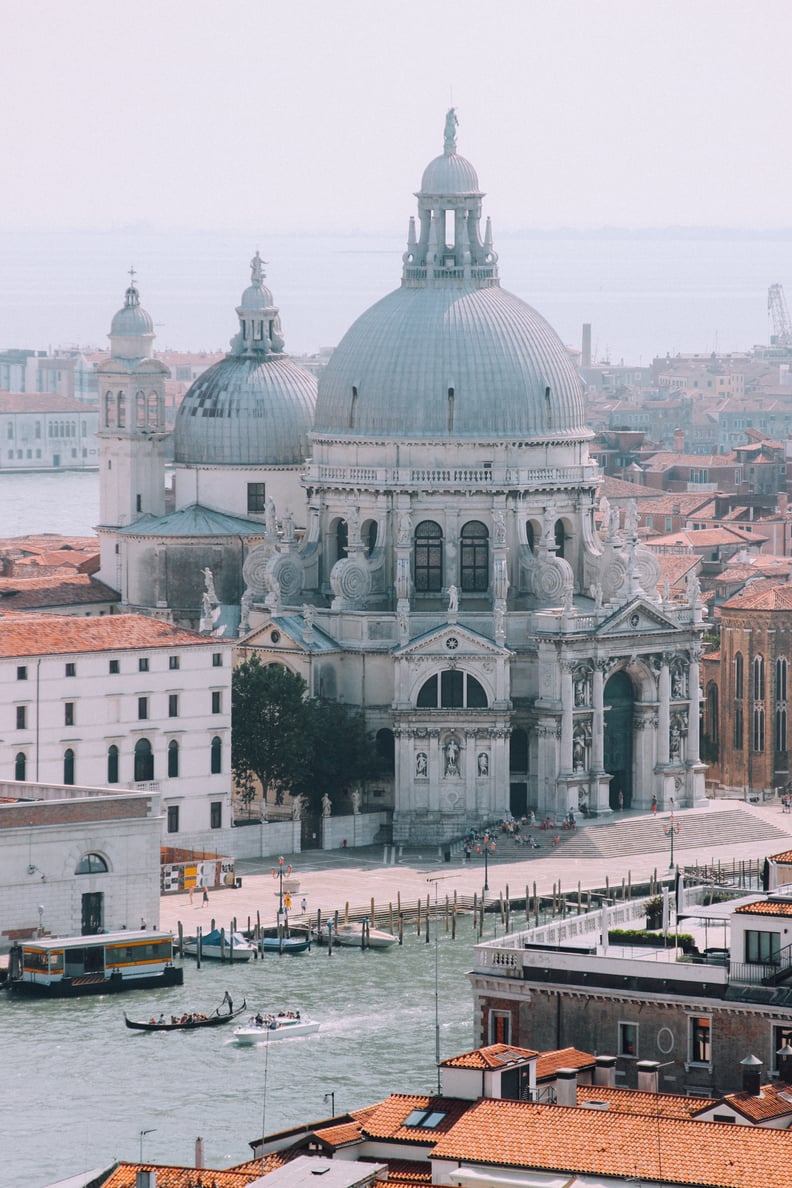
[
  {"x1": 98, "y1": 1161, "x2": 264, "y2": 1187},
  {"x1": 769, "y1": 849, "x2": 792, "y2": 863},
  {"x1": 0, "y1": 613, "x2": 218, "y2": 657},
  {"x1": 429, "y1": 1097, "x2": 792, "y2": 1186},
  {"x1": 535, "y1": 1047, "x2": 595, "y2": 1080},
  {"x1": 441, "y1": 1043, "x2": 538, "y2": 1070},
  {"x1": 597, "y1": 475, "x2": 656, "y2": 499},
  {"x1": 577, "y1": 1084, "x2": 702, "y2": 1117},
  {"x1": 0, "y1": 391, "x2": 96, "y2": 414},
  {"x1": 360, "y1": 1095, "x2": 470, "y2": 1142},
  {"x1": 655, "y1": 554, "x2": 700, "y2": 588},
  {"x1": 721, "y1": 583, "x2": 792, "y2": 612},
  {"x1": 636, "y1": 493, "x2": 713, "y2": 515},
  {"x1": 312, "y1": 1119, "x2": 365, "y2": 1147},
  {"x1": 371, "y1": 1160, "x2": 432, "y2": 1183},
  {"x1": 699, "y1": 1081, "x2": 792, "y2": 1123},
  {"x1": 0, "y1": 574, "x2": 118, "y2": 609},
  {"x1": 735, "y1": 898, "x2": 792, "y2": 917}
]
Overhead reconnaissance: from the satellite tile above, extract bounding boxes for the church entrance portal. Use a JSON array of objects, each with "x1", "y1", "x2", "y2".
[{"x1": 604, "y1": 670, "x2": 635, "y2": 809}]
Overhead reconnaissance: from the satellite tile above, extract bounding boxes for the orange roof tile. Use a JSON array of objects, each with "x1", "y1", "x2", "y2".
[
  {"x1": 721, "y1": 583, "x2": 792, "y2": 612},
  {"x1": 735, "y1": 899, "x2": 792, "y2": 917},
  {"x1": 699, "y1": 1081, "x2": 792, "y2": 1123},
  {"x1": 312, "y1": 1119, "x2": 365, "y2": 1147},
  {"x1": 577, "y1": 1084, "x2": 702, "y2": 1117},
  {"x1": 535, "y1": 1047, "x2": 595, "y2": 1080},
  {"x1": 441, "y1": 1043, "x2": 538, "y2": 1070},
  {"x1": 360, "y1": 1095, "x2": 471, "y2": 1142},
  {"x1": 0, "y1": 574, "x2": 118, "y2": 609},
  {"x1": 377, "y1": 1160, "x2": 432, "y2": 1184},
  {"x1": 0, "y1": 392, "x2": 96, "y2": 414},
  {"x1": 98, "y1": 1160, "x2": 264, "y2": 1187},
  {"x1": 429, "y1": 1097, "x2": 792, "y2": 1187},
  {"x1": 0, "y1": 613, "x2": 219, "y2": 657}
]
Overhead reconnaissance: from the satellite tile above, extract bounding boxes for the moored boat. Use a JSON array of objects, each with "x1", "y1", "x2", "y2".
[
  {"x1": 6, "y1": 930, "x2": 183, "y2": 997},
  {"x1": 182, "y1": 928, "x2": 256, "y2": 962},
  {"x1": 233, "y1": 1010, "x2": 320, "y2": 1044},
  {"x1": 332, "y1": 922, "x2": 398, "y2": 950},
  {"x1": 125, "y1": 996, "x2": 247, "y2": 1031},
  {"x1": 259, "y1": 927, "x2": 311, "y2": 955}
]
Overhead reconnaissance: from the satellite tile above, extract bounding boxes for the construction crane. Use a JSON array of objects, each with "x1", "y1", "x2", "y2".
[{"x1": 768, "y1": 283, "x2": 792, "y2": 346}]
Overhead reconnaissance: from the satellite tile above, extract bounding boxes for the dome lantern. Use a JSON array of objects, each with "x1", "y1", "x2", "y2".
[{"x1": 232, "y1": 250, "x2": 285, "y2": 356}]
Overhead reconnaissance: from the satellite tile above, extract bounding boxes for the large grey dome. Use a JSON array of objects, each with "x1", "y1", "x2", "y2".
[
  {"x1": 314, "y1": 282, "x2": 586, "y2": 440},
  {"x1": 420, "y1": 152, "x2": 480, "y2": 194},
  {"x1": 174, "y1": 354, "x2": 316, "y2": 465}
]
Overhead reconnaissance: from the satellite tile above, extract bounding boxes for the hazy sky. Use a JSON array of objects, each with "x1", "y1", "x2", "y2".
[{"x1": 3, "y1": 0, "x2": 791, "y2": 234}]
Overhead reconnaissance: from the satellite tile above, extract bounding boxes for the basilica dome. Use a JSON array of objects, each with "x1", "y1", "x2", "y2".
[
  {"x1": 174, "y1": 253, "x2": 316, "y2": 466},
  {"x1": 313, "y1": 112, "x2": 586, "y2": 443},
  {"x1": 110, "y1": 282, "x2": 154, "y2": 337}
]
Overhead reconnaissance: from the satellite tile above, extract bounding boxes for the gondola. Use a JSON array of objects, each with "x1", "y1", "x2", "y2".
[{"x1": 124, "y1": 997, "x2": 246, "y2": 1031}]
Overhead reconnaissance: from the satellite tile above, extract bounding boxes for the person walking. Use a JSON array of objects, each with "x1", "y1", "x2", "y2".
[
  {"x1": 618, "y1": 790, "x2": 624, "y2": 812},
  {"x1": 651, "y1": 795, "x2": 657, "y2": 815},
  {"x1": 202, "y1": 886, "x2": 209, "y2": 905}
]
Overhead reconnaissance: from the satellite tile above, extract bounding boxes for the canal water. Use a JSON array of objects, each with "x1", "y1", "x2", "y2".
[{"x1": 2, "y1": 926, "x2": 490, "y2": 1187}]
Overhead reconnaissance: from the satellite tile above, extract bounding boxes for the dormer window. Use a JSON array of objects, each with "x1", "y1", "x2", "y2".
[{"x1": 403, "y1": 1108, "x2": 447, "y2": 1129}]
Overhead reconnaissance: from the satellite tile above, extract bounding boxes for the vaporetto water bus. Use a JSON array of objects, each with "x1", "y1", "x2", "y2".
[{"x1": 6, "y1": 929, "x2": 183, "y2": 997}]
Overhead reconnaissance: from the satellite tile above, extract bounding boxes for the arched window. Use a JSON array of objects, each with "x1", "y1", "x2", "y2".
[
  {"x1": 753, "y1": 655, "x2": 765, "y2": 701},
  {"x1": 117, "y1": 393, "x2": 125, "y2": 428},
  {"x1": 776, "y1": 706, "x2": 787, "y2": 754},
  {"x1": 554, "y1": 519, "x2": 566, "y2": 560},
  {"x1": 105, "y1": 391, "x2": 116, "y2": 428},
  {"x1": 414, "y1": 521, "x2": 443, "y2": 592},
  {"x1": 706, "y1": 684, "x2": 719, "y2": 747},
  {"x1": 63, "y1": 748, "x2": 75, "y2": 785},
  {"x1": 147, "y1": 392, "x2": 159, "y2": 427},
  {"x1": 375, "y1": 728, "x2": 395, "y2": 774},
  {"x1": 753, "y1": 706, "x2": 765, "y2": 752},
  {"x1": 210, "y1": 735, "x2": 222, "y2": 774},
  {"x1": 777, "y1": 657, "x2": 788, "y2": 702},
  {"x1": 134, "y1": 738, "x2": 154, "y2": 782},
  {"x1": 168, "y1": 739, "x2": 179, "y2": 778},
  {"x1": 416, "y1": 670, "x2": 489, "y2": 709},
  {"x1": 136, "y1": 391, "x2": 146, "y2": 427},
  {"x1": 735, "y1": 652, "x2": 744, "y2": 700},
  {"x1": 734, "y1": 704, "x2": 744, "y2": 751},
  {"x1": 107, "y1": 744, "x2": 119, "y2": 784},
  {"x1": 362, "y1": 519, "x2": 377, "y2": 557},
  {"x1": 336, "y1": 518, "x2": 349, "y2": 562},
  {"x1": 460, "y1": 521, "x2": 489, "y2": 592},
  {"x1": 14, "y1": 751, "x2": 26, "y2": 780},
  {"x1": 75, "y1": 853, "x2": 108, "y2": 875},
  {"x1": 510, "y1": 728, "x2": 528, "y2": 772},
  {"x1": 525, "y1": 522, "x2": 536, "y2": 554}
]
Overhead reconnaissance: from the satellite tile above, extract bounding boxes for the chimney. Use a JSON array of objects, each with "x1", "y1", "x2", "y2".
[
  {"x1": 195, "y1": 1137, "x2": 204, "y2": 1169},
  {"x1": 554, "y1": 1067, "x2": 578, "y2": 1107},
  {"x1": 582, "y1": 324, "x2": 592, "y2": 368},
  {"x1": 777, "y1": 1043, "x2": 792, "y2": 1085},
  {"x1": 779, "y1": 492, "x2": 788, "y2": 516},
  {"x1": 740, "y1": 1054, "x2": 763, "y2": 1097},
  {"x1": 673, "y1": 427, "x2": 684, "y2": 453},
  {"x1": 136, "y1": 1173, "x2": 156, "y2": 1188},
  {"x1": 637, "y1": 1060, "x2": 660, "y2": 1094},
  {"x1": 593, "y1": 1056, "x2": 616, "y2": 1088}
]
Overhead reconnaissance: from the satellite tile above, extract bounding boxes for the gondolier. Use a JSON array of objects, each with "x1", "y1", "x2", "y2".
[{"x1": 223, "y1": 989, "x2": 233, "y2": 1014}]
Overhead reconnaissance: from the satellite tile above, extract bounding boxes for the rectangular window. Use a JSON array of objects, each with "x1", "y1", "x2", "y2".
[
  {"x1": 210, "y1": 801, "x2": 222, "y2": 829},
  {"x1": 212, "y1": 652, "x2": 223, "y2": 667},
  {"x1": 167, "y1": 805, "x2": 179, "y2": 834},
  {"x1": 619, "y1": 1022, "x2": 638, "y2": 1058},
  {"x1": 745, "y1": 929, "x2": 780, "y2": 965},
  {"x1": 16, "y1": 666, "x2": 27, "y2": 681},
  {"x1": 64, "y1": 702, "x2": 75, "y2": 726},
  {"x1": 16, "y1": 705, "x2": 26, "y2": 730},
  {"x1": 168, "y1": 694, "x2": 178, "y2": 718},
  {"x1": 211, "y1": 691, "x2": 222, "y2": 714},
  {"x1": 109, "y1": 659, "x2": 119, "y2": 674},
  {"x1": 689, "y1": 1016, "x2": 711, "y2": 1065},
  {"x1": 65, "y1": 662, "x2": 76, "y2": 677},
  {"x1": 247, "y1": 481, "x2": 266, "y2": 512},
  {"x1": 138, "y1": 697, "x2": 148, "y2": 720},
  {"x1": 169, "y1": 655, "x2": 180, "y2": 670},
  {"x1": 139, "y1": 657, "x2": 149, "y2": 673},
  {"x1": 488, "y1": 1009, "x2": 512, "y2": 1045}
]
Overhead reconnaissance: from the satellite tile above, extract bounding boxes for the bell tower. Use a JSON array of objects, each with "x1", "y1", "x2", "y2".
[{"x1": 96, "y1": 271, "x2": 170, "y2": 592}]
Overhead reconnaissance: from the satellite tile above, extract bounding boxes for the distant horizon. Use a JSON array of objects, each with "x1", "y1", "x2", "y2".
[{"x1": 6, "y1": 225, "x2": 792, "y2": 241}]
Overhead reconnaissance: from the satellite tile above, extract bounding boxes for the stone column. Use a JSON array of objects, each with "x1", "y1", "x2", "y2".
[
  {"x1": 560, "y1": 664, "x2": 574, "y2": 773},
  {"x1": 658, "y1": 654, "x2": 671, "y2": 766},
  {"x1": 687, "y1": 654, "x2": 701, "y2": 765},
  {"x1": 592, "y1": 661, "x2": 605, "y2": 772}
]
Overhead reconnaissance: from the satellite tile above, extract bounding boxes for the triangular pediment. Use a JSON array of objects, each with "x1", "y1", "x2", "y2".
[
  {"x1": 394, "y1": 622, "x2": 508, "y2": 658},
  {"x1": 244, "y1": 613, "x2": 340, "y2": 654},
  {"x1": 596, "y1": 597, "x2": 684, "y2": 637}
]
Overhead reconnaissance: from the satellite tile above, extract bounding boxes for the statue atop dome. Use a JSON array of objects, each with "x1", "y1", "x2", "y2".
[
  {"x1": 250, "y1": 250, "x2": 266, "y2": 286},
  {"x1": 443, "y1": 107, "x2": 458, "y2": 155}
]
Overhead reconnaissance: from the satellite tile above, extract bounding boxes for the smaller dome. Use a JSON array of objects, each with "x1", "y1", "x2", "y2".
[
  {"x1": 239, "y1": 282, "x2": 275, "y2": 312},
  {"x1": 110, "y1": 283, "x2": 154, "y2": 337},
  {"x1": 420, "y1": 152, "x2": 480, "y2": 195}
]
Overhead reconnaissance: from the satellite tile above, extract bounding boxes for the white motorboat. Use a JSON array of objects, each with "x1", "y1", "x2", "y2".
[
  {"x1": 233, "y1": 1012, "x2": 320, "y2": 1044},
  {"x1": 182, "y1": 929, "x2": 256, "y2": 962},
  {"x1": 332, "y1": 922, "x2": 398, "y2": 950}
]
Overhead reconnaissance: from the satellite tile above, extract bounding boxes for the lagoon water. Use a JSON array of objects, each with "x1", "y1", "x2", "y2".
[{"x1": 2, "y1": 928, "x2": 483, "y2": 1188}]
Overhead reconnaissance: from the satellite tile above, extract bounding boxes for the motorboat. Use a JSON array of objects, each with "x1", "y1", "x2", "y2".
[
  {"x1": 259, "y1": 928, "x2": 311, "y2": 955},
  {"x1": 332, "y1": 922, "x2": 398, "y2": 950},
  {"x1": 233, "y1": 1011, "x2": 320, "y2": 1044},
  {"x1": 182, "y1": 928, "x2": 256, "y2": 962}
]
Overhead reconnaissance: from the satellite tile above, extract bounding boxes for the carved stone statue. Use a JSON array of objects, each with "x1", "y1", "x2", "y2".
[
  {"x1": 415, "y1": 751, "x2": 428, "y2": 777},
  {"x1": 265, "y1": 498, "x2": 277, "y2": 537},
  {"x1": 494, "y1": 510, "x2": 506, "y2": 546},
  {"x1": 351, "y1": 788, "x2": 361, "y2": 815},
  {"x1": 291, "y1": 795, "x2": 303, "y2": 821},
  {"x1": 250, "y1": 250, "x2": 265, "y2": 286},
  {"x1": 573, "y1": 729, "x2": 586, "y2": 772},
  {"x1": 321, "y1": 793, "x2": 332, "y2": 818},
  {"x1": 671, "y1": 668, "x2": 685, "y2": 699},
  {"x1": 448, "y1": 585, "x2": 459, "y2": 614},
  {"x1": 574, "y1": 676, "x2": 588, "y2": 707},
  {"x1": 202, "y1": 567, "x2": 217, "y2": 605},
  {"x1": 397, "y1": 511, "x2": 411, "y2": 545},
  {"x1": 670, "y1": 718, "x2": 682, "y2": 758},
  {"x1": 443, "y1": 107, "x2": 458, "y2": 153},
  {"x1": 201, "y1": 590, "x2": 213, "y2": 619},
  {"x1": 302, "y1": 603, "x2": 315, "y2": 632},
  {"x1": 239, "y1": 589, "x2": 252, "y2": 634},
  {"x1": 609, "y1": 506, "x2": 620, "y2": 539},
  {"x1": 599, "y1": 494, "x2": 610, "y2": 534},
  {"x1": 686, "y1": 570, "x2": 701, "y2": 606},
  {"x1": 477, "y1": 752, "x2": 489, "y2": 776},
  {"x1": 494, "y1": 601, "x2": 505, "y2": 637},
  {"x1": 444, "y1": 738, "x2": 460, "y2": 776},
  {"x1": 397, "y1": 601, "x2": 410, "y2": 636},
  {"x1": 283, "y1": 510, "x2": 295, "y2": 541},
  {"x1": 624, "y1": 499, "x2": 638, "y2": 538}
]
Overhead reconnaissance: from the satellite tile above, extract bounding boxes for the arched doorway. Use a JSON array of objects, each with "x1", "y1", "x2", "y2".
[{"x1": 604, "y1": 670, "x2": 634, "y2": 809}]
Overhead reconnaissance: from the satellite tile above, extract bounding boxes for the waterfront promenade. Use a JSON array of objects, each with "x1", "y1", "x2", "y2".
[{"x1": 158, "y1": 798, "x2": 792, "y2": 934}]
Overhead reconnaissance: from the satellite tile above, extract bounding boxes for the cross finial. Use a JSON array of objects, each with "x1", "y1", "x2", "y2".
[{"x1": 128, "y1": 265, "x2": 136, "y2": 285}]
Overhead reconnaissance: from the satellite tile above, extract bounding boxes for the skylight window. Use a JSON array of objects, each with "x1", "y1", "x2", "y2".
[{"x1": 403, "y1": 1108, "x2": 447, "y2": 1129}]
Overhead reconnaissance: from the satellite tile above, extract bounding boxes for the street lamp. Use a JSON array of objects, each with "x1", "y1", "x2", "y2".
[
  {"x1": 323, "y1": 1091, "x2": 335, "y2": 1115},
  {"x1": 139, "y1": 1128, "x2": 156, "y2": 1162},
  {"x1": 663, "y1": 812, "x2": 681, "y2": 870},
  {"x1": 476, "y1": 835, "x2": 496, "y2": 892}
]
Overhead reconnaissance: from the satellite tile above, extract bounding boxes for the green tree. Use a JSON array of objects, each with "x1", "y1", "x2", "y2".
[
  {"x1": 295, "y1": 700, "x2": 380, "y2": 815},
  {"x1": 232, "y1": 656, "x2": 312, "y2": 807}
]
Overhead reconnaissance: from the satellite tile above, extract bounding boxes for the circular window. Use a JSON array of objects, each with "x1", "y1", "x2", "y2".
[
  {"x1": 270, "y1": 630, "x2": 281, "y2": 643},
  {"x1": 446, "y1": 637, "x2": 459, "y2": 650},
  {"x1": 630, "y1": 613, "x2": 640, "y2": 627},
  {"x1": 657, "y1": 1026, "x2": 674, "y2": 1055}
]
